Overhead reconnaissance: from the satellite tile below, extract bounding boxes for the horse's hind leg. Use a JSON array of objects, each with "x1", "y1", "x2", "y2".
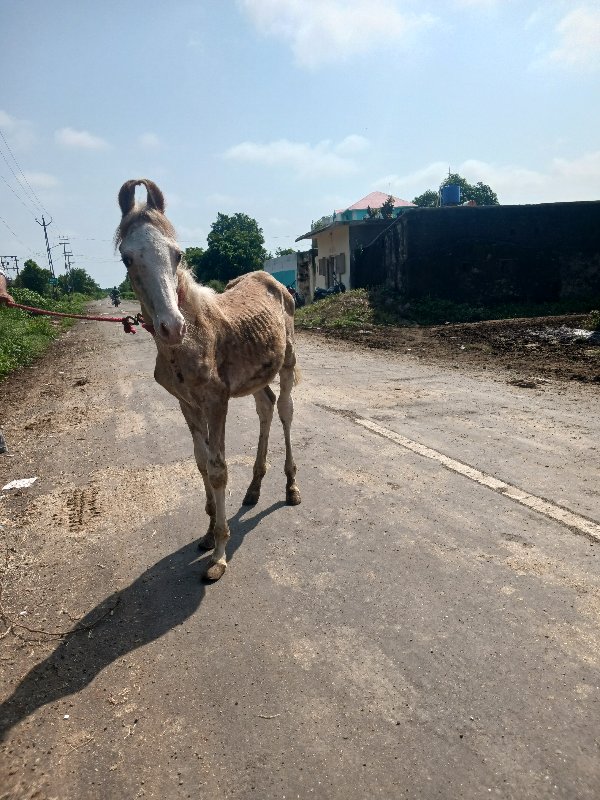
[
  {"x1": 243, "y1": 387, "x2": 276, "y2": 506},
  {"x1": 179, "y1": 402, "x2": 216, "y2": 550},
  {"x1": 278, "y1": 346, "x2": 301, "y2": 506}
]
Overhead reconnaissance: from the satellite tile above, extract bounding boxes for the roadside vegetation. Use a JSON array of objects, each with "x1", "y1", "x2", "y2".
[
  {"x1": 0, "y1": 259, "x2": 103, "y2": 381},
  {"x1": 295, "y1": 288, "x2": 600, "y2": 330}
]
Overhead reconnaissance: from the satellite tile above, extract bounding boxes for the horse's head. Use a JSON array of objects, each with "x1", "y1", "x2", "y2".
[{"x1": 116, "y1": 179, "x2": 186, "y2": 346}]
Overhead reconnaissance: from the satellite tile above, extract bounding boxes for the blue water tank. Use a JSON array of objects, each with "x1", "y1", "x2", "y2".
[{"x1": 440, "y1": 184, "x2": 461, "y2": 206}]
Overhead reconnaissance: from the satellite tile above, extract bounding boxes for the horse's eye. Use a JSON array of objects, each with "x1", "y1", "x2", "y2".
[
  {"x1": 122, "y1": 255, "x2": 132, "y2": 268},
  {"x1": 174, "y1": 251, "x2": 182, "y2": 265}
]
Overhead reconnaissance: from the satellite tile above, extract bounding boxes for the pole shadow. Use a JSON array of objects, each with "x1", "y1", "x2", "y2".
[{"x1": 0, "y1": 500, "x2": 287, "y2": 741}]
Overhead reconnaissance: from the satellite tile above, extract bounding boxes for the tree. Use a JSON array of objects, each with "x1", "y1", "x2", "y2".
[
  {"x1": 411, "y1": 189, "x2": 439, "y2": 207},
  {"x1": 58, "y1": 267, "x2": 102, "y2": 296},
  {"x1": 364, "y1": 196, "x2": 396, "y2": 219},
  {"x1": 311, "y1": 215, "x2": 331, "y2": 231},
  {"x1": 14, "y1": 260, "x2": 52, "y2": 295},
  {"x1": 380, "y1": 195, "x2": 395, "y2": 219},
  {"x1": 199, "y1": 213, "x2": 266, "y2": 283},
  {"x1": 118, "y1": 274, "x2": 133, "y2": 294},
  {"x1": 442, "y1": 173, "x2": 499, "y2": 205},
  {"x1": 412, "y1": 174, "x2": 500, "y2": 207},
  {"x1": 274, "y1": 247, "x2": 295, "y2": 257},
  {"x1": 183, "y1": 247, "x2": 205, "y2": 276}
]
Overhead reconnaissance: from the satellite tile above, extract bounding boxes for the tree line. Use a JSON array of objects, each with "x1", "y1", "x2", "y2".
[{"x1": 10, "y1": 260, "x2": 104, "y2": 298}]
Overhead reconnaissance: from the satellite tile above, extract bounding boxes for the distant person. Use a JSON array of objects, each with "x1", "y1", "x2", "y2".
[
  {"x1": 110, "y1": 286, "x2": 121, "y2": 306},
  {"x1": 0, "y1": 269, "x2": 14, "y2": 453},
  {"x1": 0, "y1": 269, "x2": 14, "y2": 306}
]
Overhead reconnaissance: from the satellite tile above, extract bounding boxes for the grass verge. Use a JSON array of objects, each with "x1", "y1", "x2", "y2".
[{"x1": 0, "y1": 289, "x2": 89, "y2": 381}]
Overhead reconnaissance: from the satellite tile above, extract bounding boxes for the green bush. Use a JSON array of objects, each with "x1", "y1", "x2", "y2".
[
  {"x1": 583, "y1": 310, "x2": 600, "y2": 331},
  {"x1": 0, "y1": 292, "x2": 88, "y2": 381},
  {"x1": 11, "y1": 287, "x2": 55, "y2": 310}
]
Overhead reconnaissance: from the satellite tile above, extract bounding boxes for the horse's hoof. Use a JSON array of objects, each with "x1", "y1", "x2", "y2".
[
  {"x1": 242, "y1": 490, "x2": 260, "y2": 506},
  {"x1": 197, "y1": 534, "x2": 215, "y2": 551},
  {"x1": 204, "y1": 561, "x2": 226, "y2": 581},
  {"x1": 286, "y1": 487, "x2": 301, "y2": 506}
]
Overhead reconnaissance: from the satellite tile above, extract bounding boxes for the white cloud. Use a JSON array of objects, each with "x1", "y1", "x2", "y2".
[
  {"x1": 224, "y1": 136, "x2": 368, "y2": 178},
  {"x1": 239, "y1": 0, "x2": 437, "y2": 68},
  {"x1": 22, "y1": 171, "x2": 59, "y2": 189},
  {"x1": 335, "y1": 134, "x2": 369, "y2": 156},
  {"x1": 380, "y1": 152, "x2": 600, "y2": 204},
  {"x1": 138, "y1": 132, "x2": 162, "y2": 150},
  {"x1": 0, "y1": 109, "x2": 36, "y2": 150},
  {"x1": 544, "y1": 6, "x2": 600, "y2": 70},
  {"x1": 55, "y1": 127, "x2": 109, "y2": 150},
  {"x1": 453, "y1": 0, "x2": 499, "y2": 8}
]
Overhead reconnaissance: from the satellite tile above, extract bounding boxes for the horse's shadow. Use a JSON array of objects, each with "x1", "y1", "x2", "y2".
[{"x1": 0, "y1": 501, "x2": 286, "y2": 741}]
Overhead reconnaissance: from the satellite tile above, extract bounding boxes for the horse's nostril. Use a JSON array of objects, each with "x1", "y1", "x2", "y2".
[{"x1": 158, "y1": 319, "x2": 185, "y2": 343}]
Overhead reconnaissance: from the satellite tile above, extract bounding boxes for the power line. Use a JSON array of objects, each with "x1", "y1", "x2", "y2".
[
  {"x1": 0, "y1": 213, "x2": 35, "y2": 255},
  {"x1": 0, "y1": 172, "x2": 40, "y2": 218},
  {"x1": 0, "y1": 127, "x2": 50, "y2": 217}
]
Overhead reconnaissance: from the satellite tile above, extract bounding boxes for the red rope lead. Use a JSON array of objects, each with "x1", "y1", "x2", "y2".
[{"x1": 5, "y1": 300, "x2": 143, "y2": 334}]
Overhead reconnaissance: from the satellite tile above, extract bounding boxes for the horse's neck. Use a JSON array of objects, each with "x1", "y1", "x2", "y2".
[{"x1": 177, "y1": 273, "x2": 219, "y2": 335}]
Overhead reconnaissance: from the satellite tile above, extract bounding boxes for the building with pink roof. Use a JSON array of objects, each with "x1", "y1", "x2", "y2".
[
  {"x1": 335, "y1": 191, "x2": 415, "y2": 221},
  {"x1": 295, "y1": 190, "x2": 415, "y2": 298}
]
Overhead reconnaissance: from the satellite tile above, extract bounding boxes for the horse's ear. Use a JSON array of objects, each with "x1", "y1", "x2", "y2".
[
  {"x1": 142, "y1": 179, "x2": 165, "y2": 213},
  {"x1": 118, "y1": 178, "x2": 165, "y2": 216},
  {"x1": 118, "y1": 180, "x2": 138, "y2": 216}
]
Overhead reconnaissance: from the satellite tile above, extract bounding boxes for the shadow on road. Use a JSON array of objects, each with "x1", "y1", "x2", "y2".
[{"x1": 0, "y1": 500, "x2": 286, "y2": 741}]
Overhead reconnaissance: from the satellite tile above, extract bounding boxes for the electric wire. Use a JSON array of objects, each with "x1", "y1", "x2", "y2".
[
  {"x1": 0, "y1": 127, "x2": 50, "y2": 217},
  {"x1": 0, "y1": 173, "x2": 40, "y2": 218},
  {"x1": 0, "y1": 213, "x2": 36, "y2": 255}
]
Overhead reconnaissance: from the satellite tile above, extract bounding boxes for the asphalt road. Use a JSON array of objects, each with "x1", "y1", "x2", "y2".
[{"x1": 1, "y1": 301, "x2": 599, "y2": 799}]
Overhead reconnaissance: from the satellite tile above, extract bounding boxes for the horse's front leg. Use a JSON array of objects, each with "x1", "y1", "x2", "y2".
[
  {"x1": 204, "y1": 399, "x2": 230, "y2": 581},
  {"x1": 179, "y1": 402, "x2": 215, "y2": 549}
]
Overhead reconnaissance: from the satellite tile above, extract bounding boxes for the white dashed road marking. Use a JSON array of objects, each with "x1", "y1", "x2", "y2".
[{"x1": 355, "y1": 417, "x2": 600, "y2": 542}]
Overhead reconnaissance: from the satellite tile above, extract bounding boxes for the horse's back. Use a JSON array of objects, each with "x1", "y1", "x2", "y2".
[{"x1": 223, "y1": 271, "x2": 295, "y2": 318}]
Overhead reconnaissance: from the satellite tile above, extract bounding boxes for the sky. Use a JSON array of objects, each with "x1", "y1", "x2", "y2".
[{"x1": 1, "y1": 0, "x2": 599, "y2": 287}]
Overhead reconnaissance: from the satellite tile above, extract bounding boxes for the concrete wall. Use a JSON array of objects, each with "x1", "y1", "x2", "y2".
[
  {"x1": 263, "y1": 250, "x2": 315, "y2": 301},
  {"x1": 264, "y1": 253, "x2": 297, "y2": 280},
  {"x1": 355, "y1": 201, "x2": 600, "y2": 304}
]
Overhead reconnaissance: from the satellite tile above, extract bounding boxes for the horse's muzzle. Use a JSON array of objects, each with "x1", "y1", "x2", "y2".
[{"x1": 156, "y1": 315, "x2": 187, "y2": 346}]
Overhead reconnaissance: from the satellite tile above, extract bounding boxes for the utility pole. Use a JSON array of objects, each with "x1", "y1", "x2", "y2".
[
  {"x1": 59, "y1": 237, "x2": 74, "y2": 292},
  {"x1": 0, "y1": 255, "x2": 19, "y2": 277},
  {"x1": 36, "y1": 215, "x2": 55, "y2": 279}
]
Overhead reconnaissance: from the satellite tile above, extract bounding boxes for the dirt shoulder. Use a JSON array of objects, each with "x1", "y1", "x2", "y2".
[{"x1": 299, "y1": 313, "x2": 600, "y2": 385}]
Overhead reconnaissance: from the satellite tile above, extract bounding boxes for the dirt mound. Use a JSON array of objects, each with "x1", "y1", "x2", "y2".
[{"x1": 306, "y1": 314, "x2": 600, "y2": 384}]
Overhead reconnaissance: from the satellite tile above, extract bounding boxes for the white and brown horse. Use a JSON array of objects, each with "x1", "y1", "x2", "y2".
[{"x1": 115, "y1": 179, "x2": 300, "y2": 580}]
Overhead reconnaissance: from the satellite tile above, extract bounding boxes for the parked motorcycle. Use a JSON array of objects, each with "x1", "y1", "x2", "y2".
[
  {"x1": 313, "y1": 276, "x2": 346, "y2": 302},
  {"x1": 287, "y1": 281, "x2": 305, "y2": 309}
]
